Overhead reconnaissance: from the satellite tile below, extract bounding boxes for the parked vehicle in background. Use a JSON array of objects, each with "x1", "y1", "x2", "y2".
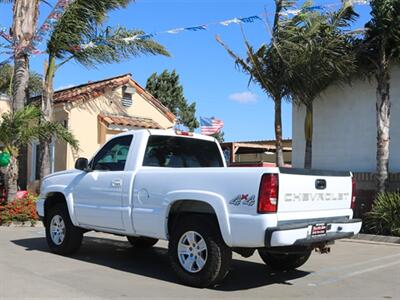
[{"x1": 37, "y1": 129, "x2": 361, "y2": 287}]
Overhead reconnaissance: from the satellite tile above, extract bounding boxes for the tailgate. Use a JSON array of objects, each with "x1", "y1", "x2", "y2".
[{"x1": 278, "y1": 168, "x2": 352, "y2": 213}]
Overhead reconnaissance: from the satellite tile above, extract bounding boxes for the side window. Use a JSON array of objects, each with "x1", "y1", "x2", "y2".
[{"x1": 91, "y1": 135, "x2": 133, "y2": 171}]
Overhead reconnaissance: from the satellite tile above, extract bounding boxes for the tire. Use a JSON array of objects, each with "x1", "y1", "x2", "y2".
[
  {"x1": 127, "y1": 236, "x2": 158, "y2": 248},
  {"x1": 168, "y1": 215, "x2": 232, "y2": 288},
  {"x1": 45, "y1": 203, "x2": 83, "y2": 255},
  {"x1": 258, "y1": 249, "x2": 312, "y2": 271}
]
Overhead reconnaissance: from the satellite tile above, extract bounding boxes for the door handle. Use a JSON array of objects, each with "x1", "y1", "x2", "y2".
[{"x1": 111, "y1": 179, "x2": 122, "y2": 187}]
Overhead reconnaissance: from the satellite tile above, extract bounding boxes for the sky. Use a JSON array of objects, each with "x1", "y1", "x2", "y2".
[{"x1": 0, "y1": 0, "x2": 371, "y2": 142}]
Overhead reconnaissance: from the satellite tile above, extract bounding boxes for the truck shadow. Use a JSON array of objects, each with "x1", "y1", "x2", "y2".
[{"x1": 11, "y1": 236, "x2": 310, "y2": 291}]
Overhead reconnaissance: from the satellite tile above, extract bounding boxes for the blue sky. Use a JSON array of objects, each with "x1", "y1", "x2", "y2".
[{"x1": 0, "y1": 0, "x2": 371, "y2": 141}]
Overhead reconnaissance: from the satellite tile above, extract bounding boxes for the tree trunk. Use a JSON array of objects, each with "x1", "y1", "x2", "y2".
[
  {"x1": 6, "y1": 0, "x2": 40, "y2": 201},
  {"x1": 304, "y1": 103, "x2": 313, "y2": 169},
  {"x1": 274, "y1": 98, "x2": 285, "y2": 167},
  {"x1": 375, "y1": 66, "x2": 391, "y2": 194},
  {"x1": 12, "y1": 54, "x2": 29, "y2": 112},
  {"x1": 11, "y1": 0, "x2": 39, "y2": 112},
  {"x1": 17, "y1": 146, "x2": 28, "y2": 190},
  {"x1": 6, "y1": 156, "x2": 19, "y2": 202},
  {"x1": 39, "y1": 56, "x2": 56, "y2": 180}
]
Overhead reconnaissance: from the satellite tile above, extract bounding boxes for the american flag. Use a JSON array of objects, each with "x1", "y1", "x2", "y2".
[{"x1": 200, "y1": 117, "x2": 224, "y2": 135}]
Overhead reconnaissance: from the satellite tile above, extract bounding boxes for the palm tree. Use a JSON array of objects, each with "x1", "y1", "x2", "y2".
[
  {"x1": 0, "y1": 105, "x2": 78, "y2": 201},
  {"x1": 39, "y1": 0, "x2": 170, "y2": 179},
  {"x1": 276, "y1": 3, "x2": 358, "y2": 168},
  {"x1": 216, "y1": 0, "x2": 291, "y2": 167},
  {"x1": 1, "y1": 0, "x2": 40, "y2": 191},
  {"x1": 358, "y1": 0, "x2": 400, "y2": 193}
]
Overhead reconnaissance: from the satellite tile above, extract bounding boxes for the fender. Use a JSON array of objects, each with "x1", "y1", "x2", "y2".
[
  {"x1": 164, "y1": 190, "x2": 233, "y2": 247},
  {"x1": 41, "y1": 185, "x2": 78, "y2": 226}
]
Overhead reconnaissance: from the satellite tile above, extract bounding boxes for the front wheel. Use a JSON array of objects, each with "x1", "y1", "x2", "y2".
[
  {"x1": 258, "y1": 249, "x2": 312, "y2": 271},
  {"x1": 168, "y1": 215, "x2": 232, "y2": 288},
  {"x1": 45, "y1": 203, "x2": 83, "y2": 255}
]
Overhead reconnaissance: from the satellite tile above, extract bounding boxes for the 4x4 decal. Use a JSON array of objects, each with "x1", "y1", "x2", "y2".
[{"x1": 229, "y1": 194, "x2": 256, "y2": 206}]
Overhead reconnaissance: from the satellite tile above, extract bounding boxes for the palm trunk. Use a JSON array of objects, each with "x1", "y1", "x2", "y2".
[
  {"x1": 39, "y1": 56, "x2": 56, "y2": 180},
  {"x1": 17, "y1": 146, "x2": 28, "y2": 190},
  {"x1": 375, "y1": 66, "x2": 391, "y2": 194},
  {"x1": 304, "y1": 103, "x2": 313, "y2": 169},
  {"x1": 6, "y1": 0, "x2": 39, "y2": 200},
  {"x1": 13, "y1": 50, "x2": 29, "y2": 190},
  {"x1": 274, "y1": 98, "x2": 285, "y2": 167},
  {"x1": 11, "y1": 0, "x2": 39, "y2": 111},
  {"x1": 6, "y1": 156, "x2": 18, "y2": 202},
  {"x1": 12, "y1": 55, "x2": 29, "y2": 112}
]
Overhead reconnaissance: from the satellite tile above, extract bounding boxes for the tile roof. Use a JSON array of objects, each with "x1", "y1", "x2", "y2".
[
  {"x1": 30, "y1": 73, "x2": 176, "y2": 122},
  {"x1": 98, "y1": 113, "x2": 162, "y2": 129}
]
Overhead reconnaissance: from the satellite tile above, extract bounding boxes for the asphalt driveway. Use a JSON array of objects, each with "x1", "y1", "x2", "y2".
[{"x1": 0, "y1": 226, "x2": 399, "y2": 299}]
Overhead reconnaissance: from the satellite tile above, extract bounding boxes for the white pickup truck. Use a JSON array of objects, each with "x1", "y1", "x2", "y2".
[{"x1": 37, "y1": 129, "x2": 361, "y2": 287}]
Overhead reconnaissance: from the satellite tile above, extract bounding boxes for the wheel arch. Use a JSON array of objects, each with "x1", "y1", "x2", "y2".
[
  {"x1": 165, "y1": 191, "x2": 232, "y2": 246},
  {"x1": 43, "y1": 191, "x2": 77, "y2": 226}
]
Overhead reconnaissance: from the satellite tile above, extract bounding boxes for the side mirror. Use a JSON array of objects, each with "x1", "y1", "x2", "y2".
[{"x1": 75, "y1": 157, "x2": 90, "y2": 171}]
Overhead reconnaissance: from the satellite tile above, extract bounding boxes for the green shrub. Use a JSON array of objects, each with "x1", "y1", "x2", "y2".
[{"x1": 365, "y1": 192, "x2": 400, "y2": 237}]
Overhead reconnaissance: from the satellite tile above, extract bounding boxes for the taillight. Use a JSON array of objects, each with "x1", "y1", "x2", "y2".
[
  {"x1": 351, "y1": 177, "x2": 357, "y2": 210},
  {"x1": 258, "y1": 174, "x2": 279, "y2": 213}
]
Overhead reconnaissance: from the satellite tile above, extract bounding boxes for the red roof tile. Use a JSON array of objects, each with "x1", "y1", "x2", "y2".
[
  {"x1": 31, "y1": 74, "x2": 176, "y2": 123},
  {"x1": 98, "y1": 113, "x2": 162, "y2": 129}
]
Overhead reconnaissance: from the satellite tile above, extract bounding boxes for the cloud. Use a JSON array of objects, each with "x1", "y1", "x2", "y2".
[
  {"x1": 56, "y1": 84, "x2": 75, "y2": 91},
  {"x1": 229, "y1": 91, "x2": 258, "y2": 104}
]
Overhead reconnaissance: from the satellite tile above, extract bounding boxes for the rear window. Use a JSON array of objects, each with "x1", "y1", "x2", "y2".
[{"x1": 143, "y1": 135, "x2": 224, "y2": 168}]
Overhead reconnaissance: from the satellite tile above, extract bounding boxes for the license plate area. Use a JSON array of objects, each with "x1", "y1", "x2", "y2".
[{"x1": 311, "y1": 223, "x2": 327, "y2": 236}]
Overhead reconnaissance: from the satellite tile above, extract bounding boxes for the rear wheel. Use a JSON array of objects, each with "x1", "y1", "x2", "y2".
[
  {"x1": 127, "y1": 236, "x2": 158, "y2": 248},
  {"x1": 168, "y1": 215, "x2": 232, "y2": 288},
  {"x1": 258, "y1": 249, "x2": 312, "y2": 271},
  {"x1": 45, "y1": 203, "x2": 83, "y2": 255}
]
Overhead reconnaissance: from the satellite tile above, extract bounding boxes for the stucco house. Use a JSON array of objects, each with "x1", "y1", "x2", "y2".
[
  {"x1": 1, "y1": 74, "x2": 176, "y2": 190},
  {"x1": 0, "y1": 93, "x2": 10, "y2": 115},
  {"x1": 292, "y1": 66, "x2": 400, "y2": 214}
]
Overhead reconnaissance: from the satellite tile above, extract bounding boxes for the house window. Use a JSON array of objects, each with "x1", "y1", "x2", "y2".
[{"x1": 121, "y1": 86, "x2": 135, "y2": 107}]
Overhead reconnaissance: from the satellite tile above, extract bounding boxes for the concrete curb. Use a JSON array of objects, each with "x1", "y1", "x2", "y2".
[
  {"x1": 1, "y1": 222, "x2": 44, "y2": 228},
  {"x1": 351, "y1": 233, "x2": 400, "y2": 244}
]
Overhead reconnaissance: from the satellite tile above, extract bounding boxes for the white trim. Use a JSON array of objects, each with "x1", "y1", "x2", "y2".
[
  {"x1": 108, "y1": 124, "x2": 142, "y2": 132},
  {"x1": 50, "y1": 139, "x2": 55, "y2": 173}
]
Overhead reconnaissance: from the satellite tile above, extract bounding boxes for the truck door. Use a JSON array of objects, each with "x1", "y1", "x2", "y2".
[{"x1": 73, "y1": 135, "x2": 133, "y2": 230}]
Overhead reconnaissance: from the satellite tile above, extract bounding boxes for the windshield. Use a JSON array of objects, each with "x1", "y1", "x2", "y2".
[{"x1": 143, "y1": 135, "x2": 224, "y2": 168}]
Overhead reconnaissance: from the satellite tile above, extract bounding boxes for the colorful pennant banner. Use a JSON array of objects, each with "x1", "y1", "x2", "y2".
[
  {"x1": 0, "y1": 0, "x2": 370, "y2": 61},
  {"x1": 80, "y1": 15, "x2": 263, "y2": 50}
]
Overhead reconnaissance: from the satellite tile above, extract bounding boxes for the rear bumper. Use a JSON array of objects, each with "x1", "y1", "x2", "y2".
[{"x1": 265, "y1": 218, "x2": 362, "y2": 247}]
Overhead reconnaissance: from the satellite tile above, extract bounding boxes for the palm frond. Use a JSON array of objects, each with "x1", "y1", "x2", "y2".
[
  {"x1": 47, "y1": 0, "x2": 134, "y2": 58},
  {"x1": 38, "y1": 121, "x2": 79, "y2": 150},
  {"x1": 70, "y1": 27, "x2": 169, "y2": 67},
  {"x1": 0, "y1": 105, "x2": 78, "y2": 155},
  {"x1": 275, "y1": 2, "x2": 358, "y2": 104}
]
